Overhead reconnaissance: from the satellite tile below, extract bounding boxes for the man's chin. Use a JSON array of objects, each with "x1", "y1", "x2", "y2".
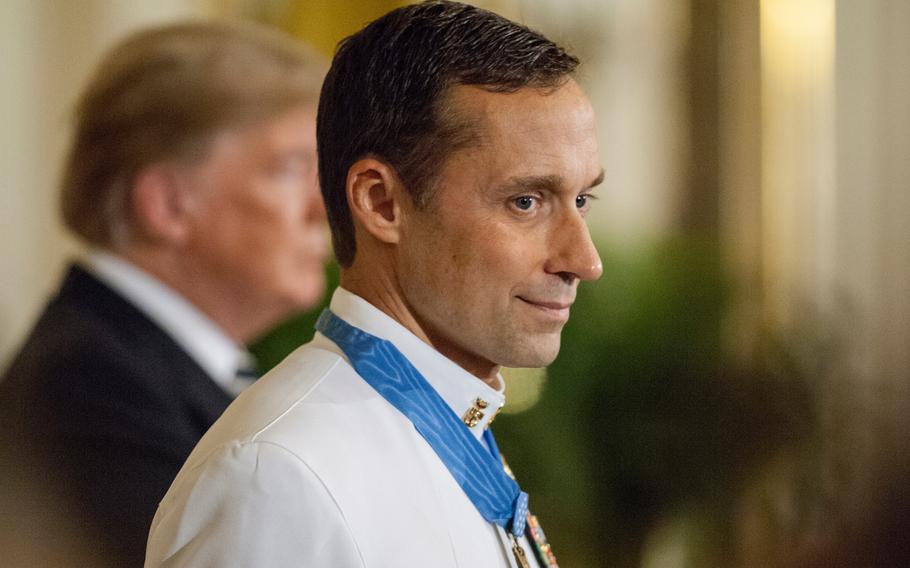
[
  {"x1": 288, "y1": 275, "x2": 327, "y2": 309},
  {"x1": 266, "y1": 289, "x2": 324, "y2": 325},
  {"x1": 497, "y1": 336, "x2": 562, "y2": 369}
]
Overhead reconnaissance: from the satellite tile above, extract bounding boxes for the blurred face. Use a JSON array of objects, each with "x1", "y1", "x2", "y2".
[
  {"x1": 397, "y1": 81, "x2": 603, "y2": 377},
  {"x1": 181, "y1": 106, "x2": 327, "y2": 326}
]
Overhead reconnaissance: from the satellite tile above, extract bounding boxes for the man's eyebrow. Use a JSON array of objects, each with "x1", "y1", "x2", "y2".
[
  {"x1": 496, "y1": 174, "x2": 563, "y2": 193},
  {"x1": 588, "y1": 169, "x2": 606, "y2": 190},
  {"x1": 496, "y1": 169, "x2": 605, "y2": 194}
]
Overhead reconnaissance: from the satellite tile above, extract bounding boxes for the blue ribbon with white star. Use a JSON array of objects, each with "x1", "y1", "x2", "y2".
[{"x1": 315, "y1": 309, "x2": 528, "y2": 537}]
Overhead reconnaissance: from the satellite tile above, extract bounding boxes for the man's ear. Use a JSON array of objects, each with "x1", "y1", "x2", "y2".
[
  {"x1": 130, "y1": 164, "x2": 196, "y2": 244},
  {"x1": 346, "y1": 157, "x2": 408, "y2": 245}
]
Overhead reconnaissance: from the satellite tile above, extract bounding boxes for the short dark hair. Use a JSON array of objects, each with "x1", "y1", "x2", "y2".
[{"x1": 317, "y1": 0, "x2": 579, "y2": 266}]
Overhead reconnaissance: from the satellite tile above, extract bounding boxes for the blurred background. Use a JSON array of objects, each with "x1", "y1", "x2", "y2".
[{"x1": 2, "y1": 1, "x2": 908, "y2": 566}]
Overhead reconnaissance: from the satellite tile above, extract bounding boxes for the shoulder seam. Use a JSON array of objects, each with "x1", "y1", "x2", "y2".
[
  {"x1": 251, "y1": 438, "x2": 367, "y2": 567},
  {"x1": 249, "y1": 356, "x2": 343, "y2": 442}
]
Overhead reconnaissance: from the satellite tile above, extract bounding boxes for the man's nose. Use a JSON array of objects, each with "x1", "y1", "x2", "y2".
[
  {"x1": 544, "y1": 210, "x2": 603, "y2": 283},
  {"x1": 304, "y1": 177, "x2": 327, "y2": 224}
]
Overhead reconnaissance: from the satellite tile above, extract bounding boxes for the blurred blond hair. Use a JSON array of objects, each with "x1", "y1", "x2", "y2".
[{"x1": 61, "y1": 20, "x2": 326, "y2": 248}]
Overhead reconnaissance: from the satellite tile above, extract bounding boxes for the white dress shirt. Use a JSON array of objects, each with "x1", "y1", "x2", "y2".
[
  {"x1": 86, "y1": 251, "x2": 248, "y2": 393},
  {"x1": 145, "y1": 287, "x2": 541, "y2": 567}
]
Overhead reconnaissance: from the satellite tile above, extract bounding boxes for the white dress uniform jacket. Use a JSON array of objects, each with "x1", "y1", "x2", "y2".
[{"x1": 145, "y1": 288, "x2": 541, "y2": 567}]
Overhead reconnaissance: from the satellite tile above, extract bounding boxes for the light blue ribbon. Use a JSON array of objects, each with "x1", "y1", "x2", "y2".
[{"x1": 316, "y1": 309, "x2": 528, "y2": 537}]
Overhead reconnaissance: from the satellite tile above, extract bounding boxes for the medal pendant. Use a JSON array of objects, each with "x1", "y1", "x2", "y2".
[{"x1": 511, "y1": 536, "x2": 531, "y2": 568}]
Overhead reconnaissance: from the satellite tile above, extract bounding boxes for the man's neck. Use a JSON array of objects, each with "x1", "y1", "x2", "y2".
[
  {"x1": 115, "y1": 247, "x2": 276, "y2": 343},
  {"x1": 340, "y1": 267, "x2": 502, "y2": 390}
]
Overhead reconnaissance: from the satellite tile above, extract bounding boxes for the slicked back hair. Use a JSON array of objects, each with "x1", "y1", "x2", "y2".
[
  {"x1": 317, "y1": 0, "x2": 579, "y2": 267},
  {"x1": 62, "y1": 21, "x2": 326, "y2": 248}
]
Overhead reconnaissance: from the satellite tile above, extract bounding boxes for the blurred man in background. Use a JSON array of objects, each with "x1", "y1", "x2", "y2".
[
  {"x1": 146, "y1": 2, "x2": 602, "y2": 566},
  {"x1": 0, "y1": 20, "x2": 327, "y2": 566}
]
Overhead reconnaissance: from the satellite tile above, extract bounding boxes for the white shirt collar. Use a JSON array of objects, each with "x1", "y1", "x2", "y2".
[
  {"x1": 327, "y1": 287, "x2": 505, "y2": 440},
  {"x1": 85, "y1": 251, "x2": 246, "y2": 390}
]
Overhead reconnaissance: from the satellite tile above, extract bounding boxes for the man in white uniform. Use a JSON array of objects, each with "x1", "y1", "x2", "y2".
[{"x1": 146, "y1": 2, "x2": 603, "y2": 567}]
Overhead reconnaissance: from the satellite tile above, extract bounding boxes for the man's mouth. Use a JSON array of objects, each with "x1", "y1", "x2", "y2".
[{"x1": 516, "y1": 296, "x2": 573, "y2": 320}]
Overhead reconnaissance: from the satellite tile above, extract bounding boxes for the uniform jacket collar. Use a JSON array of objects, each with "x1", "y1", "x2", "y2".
[{"x1": 326, "y1": 287, "x2": 505, "y2": 439}]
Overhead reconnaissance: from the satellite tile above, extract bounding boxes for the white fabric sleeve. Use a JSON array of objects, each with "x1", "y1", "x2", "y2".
[{"x1": 145, "y1": 440, "x2": 364, "y2": 568}]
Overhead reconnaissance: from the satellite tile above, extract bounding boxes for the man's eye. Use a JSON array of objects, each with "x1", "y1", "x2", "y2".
[
  {"x1": 576, "y1": 194, "x2": 588, "y2": 209},
  {"x1": 514, "y1": 196, "x2": 536, "y2": 211}
]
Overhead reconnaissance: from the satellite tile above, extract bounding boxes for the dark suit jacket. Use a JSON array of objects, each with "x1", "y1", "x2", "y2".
[{"x1": 0, "y1": 264, "x2": 233, "y2": 566}]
